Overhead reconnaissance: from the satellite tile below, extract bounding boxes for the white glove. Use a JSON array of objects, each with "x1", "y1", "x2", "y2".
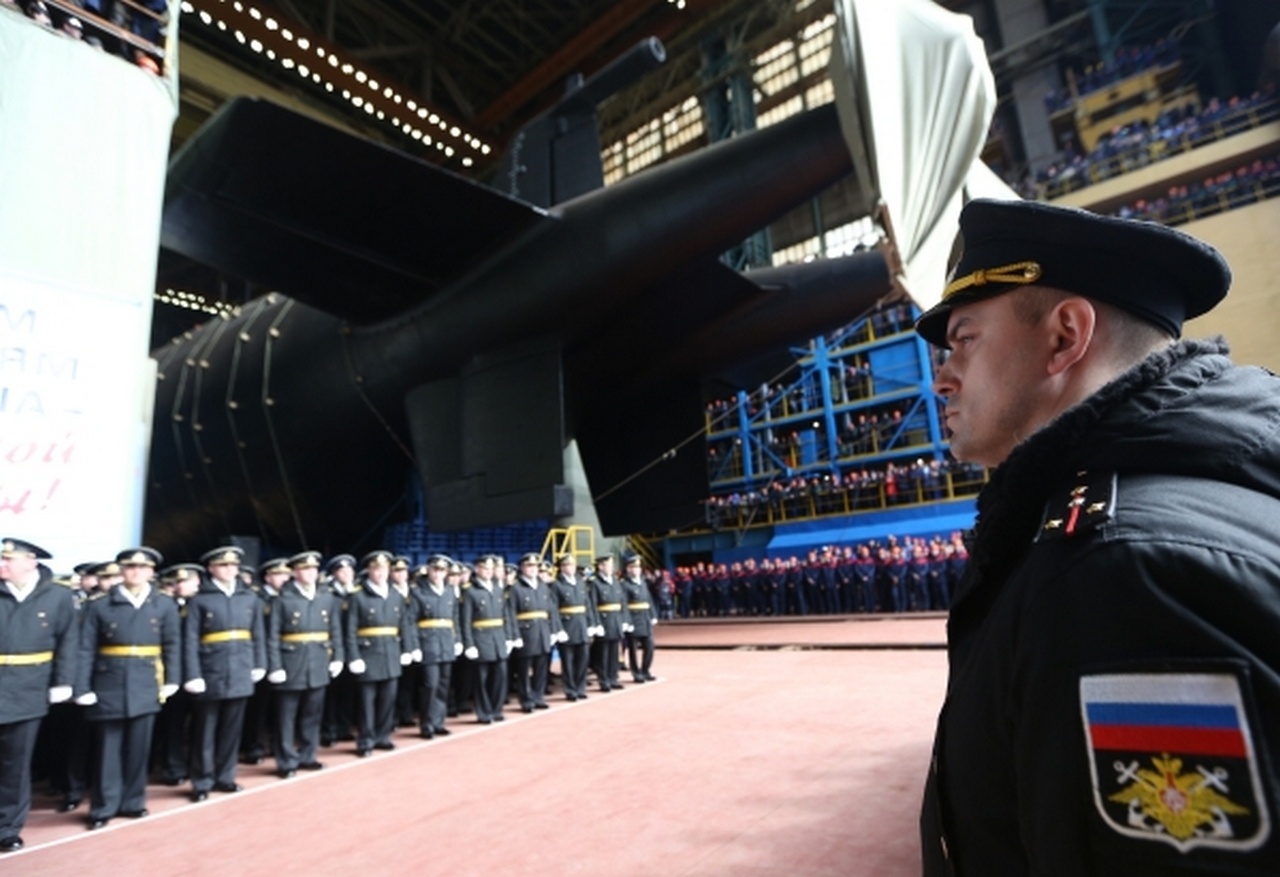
[
  {"x1": 48, "y1": 685, "x2": 73, "y2": 704},
  {"x1": 590, "y1": 625, "x2": 604, "y2": 637},
  {"x1": 184, "y1": 678, "x2": 207, "y2": 695},
  {"x1": 160, "y1": 683, "x2": 179, "y2": 699},
  {"x1": 504, "y1": 640, "x2": 514, "y2": 656},
  {"x1": 453, "y1": 642, "x2": 464, "y2": 657},
  {"x1": 250, "y1": 667, "x2": 266, "y2": 683},
  {"x1": 399, "y1": 652, "x2": 412, "y2": 666},
  {"x1": 267, "y1": 669, "x2": 287, "y2": 684},
  {"x1": 464, "y1": 646, "x2": 478, "y2": 660},
  {"x1": 74, "y1": 691, "x2": 98, "y2": 706},
  {"x1": 652, "y1": 618, "x2": 659, "y2": 627},
  {"x1": 555, "y1": 630, "x2": 569, "y2": 643},
  {"x1": 623, "y1": 623, "x2": 635, "y2": 633},
  {"x1": 513, "y1": 637, "x2": 524, "y2": 649},
  {"x1": 348, "y1": 659, "x2": 367, "y2": 675},
  {"x1": 328, "y1": 661, "x2": 344, "y2": 678},
  {"x1": 411, "y1": 649, "x2": 423, "y2": 663}
]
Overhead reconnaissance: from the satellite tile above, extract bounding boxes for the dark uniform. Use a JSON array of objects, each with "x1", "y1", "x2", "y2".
[
  {"x1": 410, "y1": 556, "x2": 460, "y2": 738},
  {"x1": 552, "y1": 557, "x2": 599, "y2": 701},
  {"x1": 460, "y1": 557, "x2": 516, "y2": 723},
  {"x1": 240, "y1": 558, "x2": 290, "y2": 766},
  {"x1": 0, "y1": 539, "x2": 77, "y2": 852},
  {"x1": 74, "y1": 548, "x2": 181, "y2": 828},
  {"x1": 183, "y1": 545, "x2": 267, "y2": 801},
  {"x1": 40, "y1": 560, "x2": 102, "y2": 814},
  {"x1": 509, "y1": 553, "x2": 563, "y2": 712},
  {"x1": 151, "y1": 562, "x2": 203, "y2": 786},
  {"x1": 266, "y1": 550, "x2": 344, "y2": 776},
  {"x1": 915, "y1": 200, "x2": 1280, "y2": 874},
  {"x1": 590, "y1": 557, "x2": 630, "y2": 691},
  {"x1": 319, "y1": 553, "x2": 358, "y2": 745},
  {"x1": 389, "y1": 556, "x2": 419, "y2": 728},
  {"x1": 343, "y1": 551, "x2": 414, "y2": 756},
  {"x1": 621, "y1": 554, "x2": 657, "y2": 683}
]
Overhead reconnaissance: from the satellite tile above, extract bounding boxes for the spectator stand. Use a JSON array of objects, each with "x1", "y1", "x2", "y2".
[
  {"x1": 664, "y1": 302, "x2": 982, "y2": 567},
  {"x1": 1035, "y1": 90, "x2": 1279, "y2": 201},
  {"x1": 10, "y1": 0, "x2": 171, "y2": 74}
]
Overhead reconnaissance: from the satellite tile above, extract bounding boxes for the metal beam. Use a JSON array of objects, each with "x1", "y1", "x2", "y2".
[{"x1": 471, "y1": 0, "x2": 661, "y2": 131}]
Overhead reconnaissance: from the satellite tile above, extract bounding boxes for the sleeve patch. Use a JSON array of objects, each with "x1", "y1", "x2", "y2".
[{"x1": 1080, "y1": 671, "x2": 1271, "y2": 853}]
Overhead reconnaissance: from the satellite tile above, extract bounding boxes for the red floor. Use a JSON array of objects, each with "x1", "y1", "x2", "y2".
[{"x1": 8, "y1": 615, "x2": 948, "y2": 876}]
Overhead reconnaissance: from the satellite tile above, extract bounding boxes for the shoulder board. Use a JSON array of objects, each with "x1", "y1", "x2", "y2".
[
  {"x1": 86, "y1": 590, "x2": 109, "y2": 602},
  {"x1": 1036, "y1": 470, "x2": 1117, "y2": 542}
]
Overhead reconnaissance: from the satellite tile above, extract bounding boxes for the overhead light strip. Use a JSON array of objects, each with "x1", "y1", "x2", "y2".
[{"x1": 180, "y1": 0, "x2": 491, "y2": 167}]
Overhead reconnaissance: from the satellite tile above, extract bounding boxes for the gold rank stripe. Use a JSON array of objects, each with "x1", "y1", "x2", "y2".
[
  {"x1": 356, "y1": 626, "x2": 399, "y2": 637},
  {"x1": 98, "y1": 645, "x2": 162, "y2": 657},
  {"x1": 597, "y1": 603, "x2": 622, "y2": 612},
  {"x1": 627, "y1": 602, "x2": 651, "y2": 611},
  {"x1": 201, "y1": 629, "x2": 251, "y2": 645},
  {"x1": 0, "y1": 650, "x2": 54, "y2": 666},
  {"x1": 471, "y1": 618, "x2": 505, "y2": 629},
  {"x1": 943, "y1": 260, "x2": 1042, "y2": 300},
  {"x1": 559, "y1": 605, "x2": 586, "y2": 614},
  {"x1": 516, "y1": 611, "x2": 549, "y2": 621},
  {"x1": 417, "y1": 619, "x2": 453, "y2": 629},
  {"x1": 281, "y1": 632, "x2": 329, "y2": 643}
]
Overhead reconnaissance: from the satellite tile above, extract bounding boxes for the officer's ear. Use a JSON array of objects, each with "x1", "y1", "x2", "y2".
[{"x1": 1044, "y1": 296, "x2": 1096, "y2": 377}]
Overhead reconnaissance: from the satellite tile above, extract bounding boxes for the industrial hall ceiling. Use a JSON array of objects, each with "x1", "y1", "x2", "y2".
[
  {"x1": 161, "y1": 0, "x2": 859, "y2": 324},
  {"x1": 175, "y1": 0, "x2": 810, "y2": 176}
]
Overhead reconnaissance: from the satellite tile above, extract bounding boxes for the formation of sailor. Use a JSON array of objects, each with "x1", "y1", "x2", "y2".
[{"x1": 2, "y1": 540, "x2": 664, "y2": 849}]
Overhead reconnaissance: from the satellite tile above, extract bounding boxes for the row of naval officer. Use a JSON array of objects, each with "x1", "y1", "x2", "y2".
[{"x1": 0, "y1": 537, "x2": 658, "y2": 850}]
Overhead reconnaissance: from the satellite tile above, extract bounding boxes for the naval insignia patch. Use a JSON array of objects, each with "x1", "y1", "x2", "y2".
[{"x1": 1080, "y1": 672, "x2": 1271, "y2": 853}]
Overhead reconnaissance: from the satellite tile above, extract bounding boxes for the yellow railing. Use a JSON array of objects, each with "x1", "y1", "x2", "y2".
[{"x1": 540, "y1": 525, "x2": 595, "y2": 568}]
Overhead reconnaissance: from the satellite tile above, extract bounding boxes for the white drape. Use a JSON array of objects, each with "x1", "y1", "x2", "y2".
[{"x1": 831, "y1": 0, "x2": 1017, "y2": 311}]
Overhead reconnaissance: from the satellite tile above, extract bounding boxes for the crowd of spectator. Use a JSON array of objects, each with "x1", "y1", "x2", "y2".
[
  {"x1": 667, "y1": 534, "x2": 967, "y2": 618},
  {"x1": 3, "y1": 0, "x2": 167, "y2": 75},
  {"x1": 1112, "y1": 153, "x2": 1280, "y2": 225},
  {"x1": 1022, "y1": 88, "x2": 1279, "y2": 200},
  {"x1": 704, "y1": 457, "x2": 986, "y2": 528},
  {"x1": 708, "y1": 400, "x2": 937, "y2": 482},
  {"x1": 1042, "y1": 38, "x2": 1183, "y2": 114}
]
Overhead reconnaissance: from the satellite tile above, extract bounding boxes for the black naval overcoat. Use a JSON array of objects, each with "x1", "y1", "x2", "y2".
[
  {"x1": 460, "y1": 580, "x2": 515, "y2": 661},
  {"x1": 591, "y1": 575, "x2": 630, "y2": 640},
  {"x1": 183, "y1": 579, "x2": 267, "y2": 700},
  {"x1": 621, "y1": 576, "x2": 656, "y2": 637},
  {"x1": 922, "y1": 340, "x2": 1280, "y2": 876},
  {"x1": 344, "y1": 582, "x2": 413, "y2": 682},
  {"x1": 75, "y1": 586, "x2": 181, "y2": 719},
  {"x1": 0, "y1": 565, "x2": 77, "y2": 724},
  {"x1": 552, "y1": 574, "x2": 599, "y2": 644},
  {"x1": 268, "y1": 581, "x2": 345, "y2": 690},
  {"x1": 509, "y1": 578, "x2": 562, "y2": 657},
  {"x1": 410, "y1": 583, "x2": 460, "y2": 665}
]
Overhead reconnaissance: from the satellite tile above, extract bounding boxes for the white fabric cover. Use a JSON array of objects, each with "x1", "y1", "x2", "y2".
[
  {"x1": 0, "y1": 9, "x2": 176, "y2": 559},
  {"x1": 831, "y1": 0, "x2": 1016, "y2": 311}
]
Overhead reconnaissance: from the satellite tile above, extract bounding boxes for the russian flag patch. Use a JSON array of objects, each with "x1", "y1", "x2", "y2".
[{"x1": 1080, "y1": 672, "x2": 1271, "y2": 853}]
